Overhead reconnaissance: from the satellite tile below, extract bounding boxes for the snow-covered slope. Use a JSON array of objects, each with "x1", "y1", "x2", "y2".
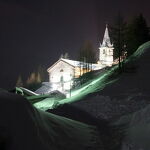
[
  {"x1": 114, "y1": 102, "x2": 150, "y2": 150},
  {"x1": 47, "y1": 41, "x2": 150, "y2": 150},
  {"x1": 58, "y1": 41, "x2": 150, "y2": 120},
  {"x1": 0, "y1": 91, "x2": 102, "y2": 150}
]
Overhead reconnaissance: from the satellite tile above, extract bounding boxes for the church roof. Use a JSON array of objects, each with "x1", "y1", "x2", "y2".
[
  {"x1": 61, "y1": 58, "x2": 100, "y2": 70},
  {"x1": 100, "y1": 24, "x2": 113, "y2": 48},
  {"x1": 61, "y1": 58, "x2": 85, "y2": 67},
  {"x1": 47, "y1": 58, "x2": 101, "y2": 72}
]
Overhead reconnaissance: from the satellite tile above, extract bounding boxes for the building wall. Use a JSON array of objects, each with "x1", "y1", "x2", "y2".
[
  {"x1": 48, "y1": 61, "x2": 74, "y2": 92},
  {"x1": 99, "y1": 46, "x2": 114, "y2": 66},
  {"x1": 74, "y1": 67, "x2": 91, "y2": 78}
]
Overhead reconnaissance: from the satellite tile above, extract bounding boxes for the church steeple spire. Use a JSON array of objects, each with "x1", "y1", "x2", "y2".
[
  {"x1": 99, "y1": 24, "x2": 114, "y2": 66},
  {"x1": 101, "y1": 24, "x2": 113, "y2": 47}
]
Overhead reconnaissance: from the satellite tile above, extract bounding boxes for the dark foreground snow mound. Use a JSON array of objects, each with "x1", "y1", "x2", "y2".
[
  {"x1": 0, "y1": 91, "x2": 102, "y2": 150},
  {"x1": 115, "y1": 103, "x2": 150, "y2": 150}
]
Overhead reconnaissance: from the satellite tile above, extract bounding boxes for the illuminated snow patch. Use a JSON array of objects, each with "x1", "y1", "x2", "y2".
[
  {"x1": 34, "y1": 98, "x2": 59, "y2": 111},
  {"x1": 59, "y1": 66, "x2": 118, "y2": 105}
]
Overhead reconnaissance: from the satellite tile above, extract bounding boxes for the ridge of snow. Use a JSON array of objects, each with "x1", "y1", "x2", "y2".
[{"x1": 0, "y1": 91, "x2": 102, "y2": 150}]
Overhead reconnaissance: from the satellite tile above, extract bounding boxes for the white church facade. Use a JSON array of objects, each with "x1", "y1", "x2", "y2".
[{"x1": 46, "y1": 25, "x2": 114, "y2": 94}]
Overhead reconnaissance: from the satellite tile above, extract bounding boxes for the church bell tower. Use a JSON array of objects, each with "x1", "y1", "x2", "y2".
[{"x1": 99, "y1": 24, "x2": 114, "y2": 66}]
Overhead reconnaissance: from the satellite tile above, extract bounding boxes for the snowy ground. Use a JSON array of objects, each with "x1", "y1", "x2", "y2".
[
  {"x1": 55, "y1": 41, "x2": 150, "y2": 121},
  {"x1": 1, "y1": 41, "x2": 150, "y2": 150},
  {"x1": 48, "y1": 41, "x2": 150, "y2": 150},
  {"x1": 0, "y1": 91, "x2": 102, "y2": 150}
]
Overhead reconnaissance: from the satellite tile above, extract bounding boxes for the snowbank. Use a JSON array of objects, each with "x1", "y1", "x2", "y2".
[
  {"x1": 0, "y1": 91, "x2": 102, "y2": 150},
  {"x1": 114, "y1": 104, "x2": 150, "y2": 150}
]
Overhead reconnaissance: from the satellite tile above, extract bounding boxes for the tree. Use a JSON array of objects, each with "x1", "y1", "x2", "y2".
[
  {"x1": 26, "y1": 72, "x2": 36, "y2": 85},
  {"x1": 77, "y1": 41, "x2": 96, "y2": 85},
  {"x1": 16, "y1": 75, "x2": 23, "y2": 87},
  {"x1": 26, "y1": 72, "x2": 42, "y2": 91},
  {"x1": 36, "y1": 72, "x2": 42, "y2": 83},
  {"x1": 78, "y1": 41, "x2": 96, "y2": 73},
  {"x1": 110, "y1": 13, "x2": 127, "y2": 71},
  {"x1": 37, "y1": 65, "x2": 47, "y2": 82},
  {"x1": 59, "y1": 52, "x2": 69, "y2": 59},
  {"x1": 126, "y1": 14, "x2": 150, "y2": 56},
  {"x1": 64, "y1": 52, "x2": 69, "y2": 59},
  {"x1": 60, "y1": 54, "x2": 64, "y2": 58}
]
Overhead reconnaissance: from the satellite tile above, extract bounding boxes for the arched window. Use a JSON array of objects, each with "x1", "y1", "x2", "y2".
[{"x1": 103, "y1": 49, "x2": 105, "y2": 54}]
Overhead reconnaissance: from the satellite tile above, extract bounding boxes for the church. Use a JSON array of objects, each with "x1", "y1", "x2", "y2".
[{"x1": 46, "y1": 25, "x2": 114, "y2": 94}]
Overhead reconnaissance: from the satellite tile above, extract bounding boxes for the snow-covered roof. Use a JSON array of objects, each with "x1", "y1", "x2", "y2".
[
  {"x1": 61, "y1": 58, "x2": 82, "y2": 67},
  {"x1": 47, "y1": 58, "x2": 103, "y2": 72},
  {"x1": 61, "y1": 58, "x2": 103, "y2": 70}
]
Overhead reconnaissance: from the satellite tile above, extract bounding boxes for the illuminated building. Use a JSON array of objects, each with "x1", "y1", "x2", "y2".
[
  {"x1": 47, "y1": 25, "x2": 114, "y2": 93},
  {"x1": 98, "y1": 24, "x2": 114, "y2": 66}
]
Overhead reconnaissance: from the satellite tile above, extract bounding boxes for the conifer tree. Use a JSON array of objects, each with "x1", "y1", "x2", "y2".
[
  {"x1": 16, "y1": 75, "x2": 23, "y2": 87},
  {"x1": 110, "y1": 13, "x2": 127, "y2": 71},
  {"x1": 36, "y1": 72, "x2": 41, "y2": 83},
  {"x1": 26, "y1": 72, "x2": 36, "y2": 84},
  {"x1": 78, "y1": 41, "x2": 96, "y2": 73},
  {"x1": 126, "y1": 14, "x2": 150, "y2": 56},
  {"x1": 64, "y1": 52, "x2": 69, "y2": 59},
  {"x1": 37, "y1": 65, "x2": 46, "y2": 82}
]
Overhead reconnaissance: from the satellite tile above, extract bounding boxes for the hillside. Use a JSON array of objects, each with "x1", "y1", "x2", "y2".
[
  {"x1": 54, "y1": 41, "x2": 150, "y2": 121},
  {"x1": 1, "y1": 41, "x2": 150, "y2": 150},
  {"x1": 48, "y1": 41, "x2": 150, "y2": 150}
]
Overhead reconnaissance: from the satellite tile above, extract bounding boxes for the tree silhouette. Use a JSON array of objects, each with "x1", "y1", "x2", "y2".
[
  {"x1": 110, "y1": 13, "x2": 127, "y2": 72},
  {"x1": 16, "y1": 75, "x2": 23, "y2": 87},
  {"x1": 78, "y1": 41, "x2": 96, "y2": 73},
  {"x1": 126, "y1": 14, "x2": 150, "y2": 56}
]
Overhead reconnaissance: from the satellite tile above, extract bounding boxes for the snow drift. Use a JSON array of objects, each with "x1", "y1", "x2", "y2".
[
  {"x1": 115, "y1": 103, "x2": 150, "y2": 150},
  {"x1": 0, "y1": 91, "x2": 102, "y2": 150}
]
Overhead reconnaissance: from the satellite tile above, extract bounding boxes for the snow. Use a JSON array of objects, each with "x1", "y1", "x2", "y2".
[
  {"x1": 61, "y1": 58, "x2": 103, "y2": 70},
  {"x1": 1, "y1": 41, "x2": 150, "y2": 150},
  {"x1": 114, "y1": 103, "x2": 150, "y2": 150},
  {"x1": 0, "y1": 91, "x2": 102, "y2": 150},
  {"x1": 19, "y1": 87, "x2": 39, "y2": 96},
  {"x1": 35, "y1": 82, "x2": 52, "y2": 94},
  {"x1": 56, "y1": 41, "x2": 150, "y2": 120},
  {"x1": 47, "y1": 41, "x2": 150, "y2": 150},
  {"x1": 58, "y1": 65, "x2": 117, "y2": 106},
  {"x1": 32, "y1": 41, "x2": 150, "y2": 118},
  {"x1": 33, "y1": 41, "x2": 150, "y2": 150},
  {"x1": 33, "y1": 41, "x2": 150, "y2": 112},
  {"x1": 33, "y1": 97, "x2": 59, "y2": 111}
]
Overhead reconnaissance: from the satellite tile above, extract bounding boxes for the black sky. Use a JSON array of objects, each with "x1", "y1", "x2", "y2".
[{"x1": 0, "y1": 0, "x2": 150, "y2": 89}]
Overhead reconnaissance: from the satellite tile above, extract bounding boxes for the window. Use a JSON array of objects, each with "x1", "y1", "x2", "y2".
[
  {"x1": 60, "y1": 76, "x2": 64, "y2": 82},
  {"x1": 103, "y1": 49, "x2": 105, "y2": 54}
]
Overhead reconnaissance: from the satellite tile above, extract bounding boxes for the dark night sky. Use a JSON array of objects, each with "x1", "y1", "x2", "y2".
[{"x1": 0, "y1": 0, "x2": 150, "y2": 89}]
